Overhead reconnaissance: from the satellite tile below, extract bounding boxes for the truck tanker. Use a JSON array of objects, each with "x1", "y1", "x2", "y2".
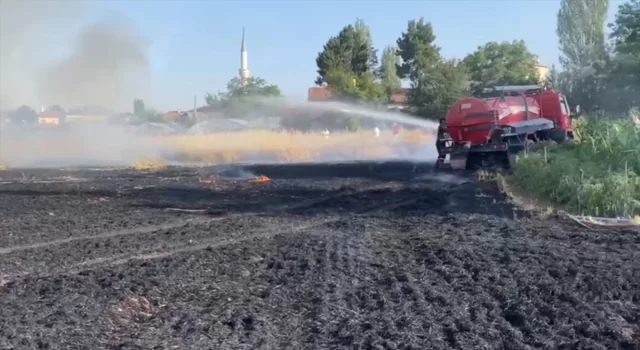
[{"x1": 435, "y1": 84, "x2": 577, "y2": 170}]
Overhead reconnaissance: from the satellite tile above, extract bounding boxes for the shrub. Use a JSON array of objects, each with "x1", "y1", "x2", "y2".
[{"x1": 512, "y1": 109, "x2": 640, "y2": 217}]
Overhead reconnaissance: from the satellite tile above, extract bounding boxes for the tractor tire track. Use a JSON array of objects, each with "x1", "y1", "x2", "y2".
[
  {"x1": 0, "y1": 182, "x2": 398, "y2": 256},
  {"x1": 357, "y1": 223, "x2": 401, "y2": 349},
  {"x1": 2, "y1": 194, "x2": 420, "y2": 286},
  {"x1": 306, "y1": 200, "x2": 421, "y2": 348}
]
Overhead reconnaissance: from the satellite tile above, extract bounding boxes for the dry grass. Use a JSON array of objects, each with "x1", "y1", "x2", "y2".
[
  {"x1": 0, "y1": 129, "x2": 434, "y2": 168},
  {"x1": 132, "y1": 159, "x2": 167, "y2": 171},
  {"x1": 0, "y1": 163, "x2": 6, "y2": 171},
  {"x1": 160, "y1": 129, "x2": 432, "y2": 164}
]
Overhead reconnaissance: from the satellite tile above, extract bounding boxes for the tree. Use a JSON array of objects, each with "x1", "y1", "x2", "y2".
[
  {"x1": 556, "y1": 0, "x2": 610, "y2": 111},
  {"x1": 410, "y1": 59, "x2": 469, "y2": 119},
  {"x1": 205, "y1": 77, "x2": 280, "y2": 104},
  {"x1": 354, "y1": 18, "x2": 378, "y2": 74},
  {"x1": 10, "y1": 105, "x2": 38, "y2": 124},
  {"x1": 205, "y1": 76, "x2": 282, "y2": 118},
  {"x1": 133, "y1": 99, "x2": 145, "y2": 116},
  {"x1": 315, "y1": 19, "x2": 387, "y2": 102},
  {"x1": 315, "y1": 20, "x2": 378, "y2": 85},
  {"x1": 378, "y1": 45, "x2": 402, "y2": 98},
  {"x1": 605, "y1": 0, "x2": 640, "y2": 110},
  {"x1": 462, "y1": 40, "x2": 540, "y2": 96},
  {"x1": 395, "y1": 18, "x2": 441, "y2": 80},
  {"x1": 322, "y1": 69, "x2": 386, "y2": 102},
  {"x1": 609, "y1": 0, "x2": 640, "y2": 56}
]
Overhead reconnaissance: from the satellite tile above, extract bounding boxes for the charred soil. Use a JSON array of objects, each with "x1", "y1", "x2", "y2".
[{"x1": 0, "y1": 161, "x2": 638, "y2": 350}]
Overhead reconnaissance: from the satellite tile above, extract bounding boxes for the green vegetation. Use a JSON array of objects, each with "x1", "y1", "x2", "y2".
[
  {"x1": 314, "y1": 17, "x2": 550, "y2": 119},
  {"x1": 462, "y1": 40, "x2": 540, "y2": 96},
  {"x1": 204, "y1": 76, "x2": 283, "y2": 118},
  {"x1": 513, "y1": 110, "x2": 640, "y2": 217},
  {"x1": 511, "y1": 0, "x2": 640, "y2": 217}
]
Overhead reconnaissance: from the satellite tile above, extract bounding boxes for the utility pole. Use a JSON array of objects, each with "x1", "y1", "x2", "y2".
[{"x1": 193, "y1": 95, "x2": 197, "y2": 120}]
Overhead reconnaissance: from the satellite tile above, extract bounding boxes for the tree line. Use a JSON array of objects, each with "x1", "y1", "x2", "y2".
[
  {"x1": 314, "y1": 0, "x2": 639, "y2": 117},
  {"x1": 553, "y1": 0, "x2": 639, "y2": 113},
  {"x1": 211, "y1": 0, "x2": 636, "y2": 121}
]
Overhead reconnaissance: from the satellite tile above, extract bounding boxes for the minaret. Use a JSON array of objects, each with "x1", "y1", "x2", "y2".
[{"x1": 239, "y1": 28, "x2": 250, "y2": 84}]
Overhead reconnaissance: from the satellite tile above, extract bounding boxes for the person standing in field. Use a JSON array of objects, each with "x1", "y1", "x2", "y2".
[
  {"x1": 392, "y1": 123, "x2": 400, "y2": 138},
  {"x1": 373, "y1": 126, "x2": 380, "y2": 138},
  {"x1": 436, "y1": 118, "x2": 449, "y2": 161}
]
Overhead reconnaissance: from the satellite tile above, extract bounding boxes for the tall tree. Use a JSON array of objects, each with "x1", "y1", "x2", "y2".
[
  {"x1": 557, "y1": 0, "x2": 609, "y2": 69},
  {"x1": 315, "y1": 20, "x2": 386, "y2": 102},
  {"x1": 609, "y1": 0, "x2": 640, "y2": 56},
  {"x1": 395, "y1": 18, "x2": 441, "y2": 80},
  {"x1": 378, "y1": 45, "x2": 402, "y2": 97},
  {"x1": 315, "y1": 20, "x2": 377, "y2": 85},
  {"x1": 354, "y1": 18, "x2": 378, "y2": 72},
  {"x1": 462, "y1": 40, "x2": 540, "y2": 96},
  {"x1": 605, "y1": 0, "x2": 640, "y2": 109},
  {"x1": 556, "y1": 0, "x2": 610, "y2": 111}
]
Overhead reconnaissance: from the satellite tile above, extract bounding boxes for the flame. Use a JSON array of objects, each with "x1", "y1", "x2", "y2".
[{"x1": 249, "y1": 175, "x2": 271, "y2": 183}]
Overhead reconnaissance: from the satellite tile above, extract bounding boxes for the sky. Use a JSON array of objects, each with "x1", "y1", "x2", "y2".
[{"x1": 1, "y1": 0, "x2": 627, "y2": 112}]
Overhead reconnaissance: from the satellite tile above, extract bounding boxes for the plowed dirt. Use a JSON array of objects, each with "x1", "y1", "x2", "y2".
[{"x1": 0, "y1": 161, "x2": 638, "y2": 350}]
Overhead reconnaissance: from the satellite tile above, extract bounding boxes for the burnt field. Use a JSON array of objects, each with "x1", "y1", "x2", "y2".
[{"x1": 0, "y1": 161, "x2": 638, "y2": 350}]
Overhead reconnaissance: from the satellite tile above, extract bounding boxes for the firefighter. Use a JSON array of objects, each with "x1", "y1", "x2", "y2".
[{"x1": 436, "y1": 118, "x2": 448, "y2": 161}]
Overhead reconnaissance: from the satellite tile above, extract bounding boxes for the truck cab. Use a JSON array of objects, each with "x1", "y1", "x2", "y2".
[{"x1": 529, "y1": 89, "x2": 574, "y2": 143}]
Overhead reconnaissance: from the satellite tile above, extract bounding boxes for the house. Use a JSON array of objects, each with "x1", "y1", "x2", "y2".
[
  {"x1": 38, "y1": 111, "x2": 64, "y2": 125},
  {"x1": 535, "y1": 63, "x2": 549, "y2": 84},
  {"x1": 64, "y1": 106, "x2": 112, "y2": 123},
  {"x1": 163, "y1": 110, "x2": 185, "y2": 122},
  {"x1": 308, "y1": 84, "x2": 411, "y2": 109},
  {"x1": 389, "y1": 88, "x2": 409, "y2": 109},
  {"x1": 308, "y1": 86, "x2": 333, "y2": 101},
  {"x1": 183, "y1": 105, "x2": 225, "y2": 120}
]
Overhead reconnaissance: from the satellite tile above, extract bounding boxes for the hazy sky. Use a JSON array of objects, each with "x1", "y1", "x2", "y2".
[{"x1": 1, "y1": 0, "x2": 625, "y2": 112}]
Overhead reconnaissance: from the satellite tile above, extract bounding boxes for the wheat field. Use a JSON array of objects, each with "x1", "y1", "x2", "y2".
[
  {"x1": 0, "y1": 129, "x2": 434, "y2": 169},
  {"x1": 161, "y1": 129, "x2": 433, "y2": 164}
]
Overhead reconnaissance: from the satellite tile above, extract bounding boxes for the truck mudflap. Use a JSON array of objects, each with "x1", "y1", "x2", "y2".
[
  {"x1": 449, "y1": 152, "x2": 468, "y2": 170},
  {"x1": 436, "y1": 144, "x2": 470, "y2": 170},
  {"x1": 436, "y1": 142, "x2": 511, "y2": 171}
]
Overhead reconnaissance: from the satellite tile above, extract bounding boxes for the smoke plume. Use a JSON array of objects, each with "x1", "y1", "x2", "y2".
[
  {"x1": 0, "y1": 0, "x2": 149, "y2": 111},
  {"x1": 40, "y1": 15, "x2": 150, "y2": 111}
]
